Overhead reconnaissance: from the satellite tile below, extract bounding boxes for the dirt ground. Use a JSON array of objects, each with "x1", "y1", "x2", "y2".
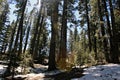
[{"x1": 4, "y1": 64, "x2": 84, "y2": 80}]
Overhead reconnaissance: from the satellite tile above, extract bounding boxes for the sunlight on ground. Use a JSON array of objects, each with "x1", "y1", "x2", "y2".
[{"x1": 71, "y1": 64, "x2": 120, "y2": 80}]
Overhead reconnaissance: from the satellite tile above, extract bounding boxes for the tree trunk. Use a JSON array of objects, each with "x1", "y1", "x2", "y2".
[
  {"x1": 59, "y1": 0, "x2": 68, "y2": 69},
  {"x1": 4, "y1": 18, "x2": 18, "y2": 77},
  {"x1": 30, "y1": 3, "x2": 42, "y2": 60},
  {"x1": 116, "y1": 0, "x2": 120, "y2": 9},
  {"x1": 23, "y1": 21, "x2": 31, "y2": 53},
  {"x1": 103, "y1": 0, "x2": 113, "y2": 62},
  {"x1": 34, "y1": 15, "x2": 44, "y2": 61},
  {"x1": 93, "y1": 25, "x2": 97, "y2": 60},
  {"x1": 98, "y1": 0, "x2": 109, "y2": 62},
  {"x1": 85, "y1": 0, "x2": 92, "y2": 52},
  {"x1": 108, "y1": 0, "x2": 119, "y2": 63},
  {"x1": 10, "y1": 0, "x2": 27, "y2": 78},
  {"x1": 48, "y1": 0, "x2": 58, "y2": 71},
  {"x1": 18, "y1": 0, "x2": 27, "y2": 56}
]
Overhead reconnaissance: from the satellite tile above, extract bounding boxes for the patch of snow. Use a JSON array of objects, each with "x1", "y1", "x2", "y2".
[
  {"x1": 15, "y1": 67, "x2": 23, "y2": 73},
  {"x1": 15, "y1": 69, "x2": 63, "y2": 79},
  {"x1": 31, "y1": 64, "x2": 48, "y2": 73},
  {"x1": 71, "y1": 64, "x2": 120, "y2": 80},
  {"x1": 15, "y1": 67, "x2": 32, "y2": 74}
]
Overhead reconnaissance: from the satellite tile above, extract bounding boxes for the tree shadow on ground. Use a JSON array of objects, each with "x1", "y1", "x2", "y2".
[
  {"x1": 4, "y1": 64, "x2": 84, "y2": 80},
  {"x1": 47, "y1": 68, "x2": 84, "y2": 80}
]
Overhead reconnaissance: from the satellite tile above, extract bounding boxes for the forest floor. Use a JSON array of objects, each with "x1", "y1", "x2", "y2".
[
  {"x1": 72, "y1": 64, "x2": 120, "y2": 80},
  {"x1": 0, "y1": 62, "x2": 120, "y2": 80}
]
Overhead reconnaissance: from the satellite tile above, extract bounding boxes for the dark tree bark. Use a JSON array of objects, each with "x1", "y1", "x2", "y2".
[
  {"x1": 9, "y1": 0, "x2": 27, "y2": 78},
  {"x1": 98, "y1": 0, "x2": 109, "y2": 62},
  {"x1": 34, "y1": 14, "x2": 44, "y2": 61},
  {"x1": 30, "y1": 3, "x2": 42, "y2": 60},
  {"x1": 85, "y1": 0, "x2": 92, "y2": 52},
  {"x1": 0, "y1": 4, "x2": 9, "y2": 54},
  {"x1": 4, "y1": 18, "x2": 18, "y2": 77},
  {"x1": 18, "y1": 0, "x2": 27, "y2": 56},
  {"x1": 116, "y1": 0, "x2": 120, "y2": 9},
  {"x1": 23, "y1": 21, "x2": 31, "y2": 53},
  {"x1": 108, "y1": 0, "x2": 119, "y2": 63},
  {"x1": 103, "y1": 0, "x2": 113, "y2": 62},
  {"x1": 92, "y1": 24, "x2": 97, "y2": 60},
  {"x1": 48, "y1": 0, "x2": 58, "y2": 71}
]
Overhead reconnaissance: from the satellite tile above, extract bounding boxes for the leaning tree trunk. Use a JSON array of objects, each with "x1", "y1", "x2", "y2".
[
  {"x1": 11, "y1": 0, "x2": 27, "y2": 78},
  {"x1": 4, "y1": 17, "x2": 18, "y2": 77},
  {"x1": 18, "y1": 0, "x2": 27, "y2": 56}
]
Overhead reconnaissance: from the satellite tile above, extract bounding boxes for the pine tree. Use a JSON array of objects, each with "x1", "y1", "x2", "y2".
[
  {"x1": 108, "y1": 0, "x2": 119, "y2": 63},
  {"x1": 97, "y1": 0, "x2": 109, "y2": 62},
  {"x1": 30, "y1": 2, "x2": 43, "y2": 60},
  {"x1": 48, "y1": 0, "x2": 59, "y2": 71},
  {"x1": 59, "y1": 0, "x2": 68, "y2": 69},
  {"x1": 85, "y1": 0, "x2": 92, "y2": 52}
]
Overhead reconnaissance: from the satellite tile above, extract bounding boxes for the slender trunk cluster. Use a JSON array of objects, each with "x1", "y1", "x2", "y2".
[
  {"x1": 85, "y1": 0, "x2": 92, "y2": 52},
  {"x1": 6, "y1": 0, "x2": 27, "y2": 78},
  {"x1": 97, "y1": 0, "x2": 109, "y2": 62},
  {"x1": 30, "y1": 3, "x2": 43, "y2": 60}
]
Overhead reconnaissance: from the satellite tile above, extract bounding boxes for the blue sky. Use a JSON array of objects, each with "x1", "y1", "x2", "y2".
[
  {"x1": 8, "y1": 0, "x2": 81, "y2": 50},
  {"x1": 9, "y1": 4, "x2": 16, "y2": 21},
  {"x1": 9, "y1": 0, "x2": 40, "y2": 22},
  {"x1": 9, "y1": 0, "x2": 81, "y2": 32}
]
